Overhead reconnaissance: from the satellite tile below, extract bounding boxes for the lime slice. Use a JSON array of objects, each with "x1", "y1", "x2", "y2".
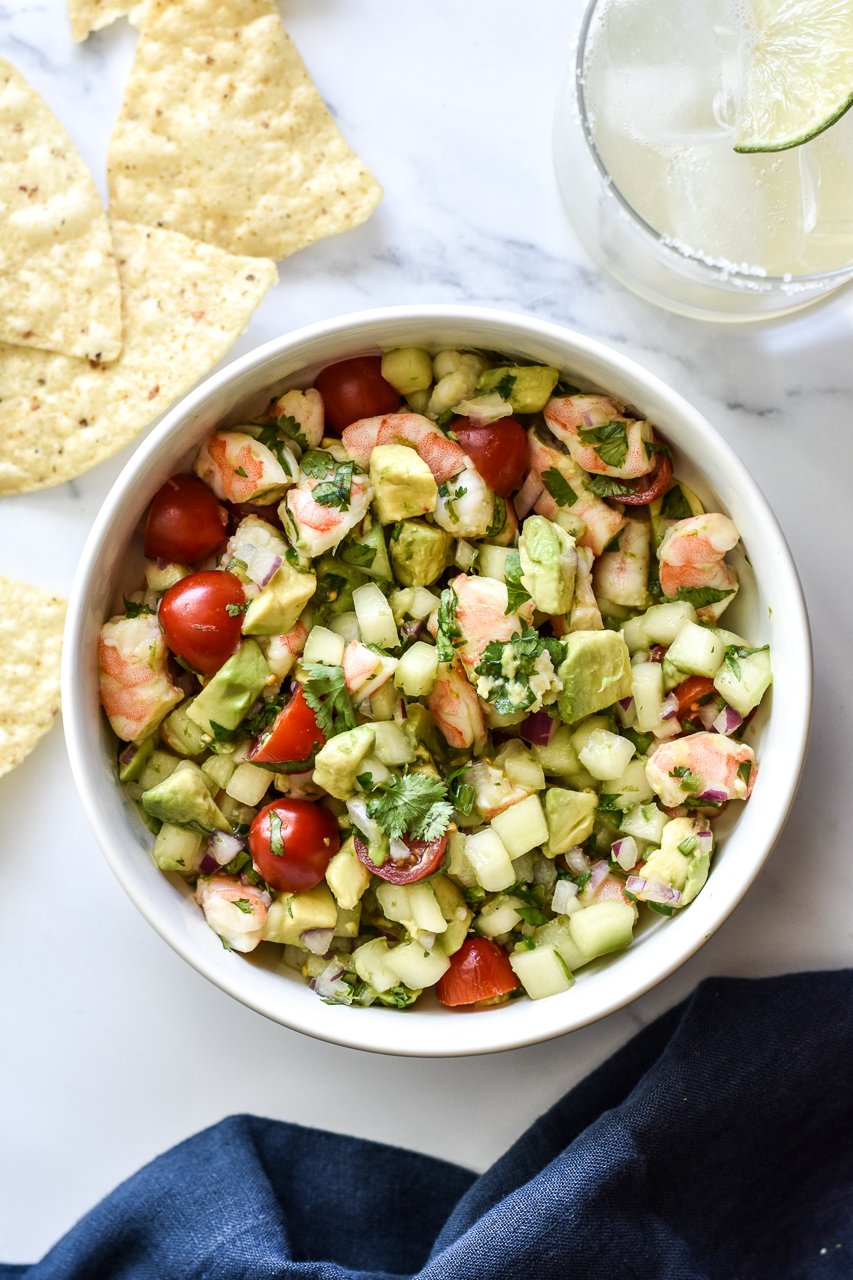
[{"x1": 733, "y1": 0, "x2": 853, "y2": 152}]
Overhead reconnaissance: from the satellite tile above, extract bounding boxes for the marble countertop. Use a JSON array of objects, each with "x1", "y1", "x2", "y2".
[{"x1": 1, "y1": 0, "x2": 851, "y2": 1263}]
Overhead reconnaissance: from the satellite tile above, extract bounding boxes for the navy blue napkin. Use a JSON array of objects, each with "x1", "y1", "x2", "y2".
[{"x1": 4, "y1": 971, "x2": 851, "y2": 1279}]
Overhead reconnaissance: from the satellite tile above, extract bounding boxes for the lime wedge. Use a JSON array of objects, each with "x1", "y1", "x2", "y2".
[{"x1": 733, "y1": 0, "x2": 853, "y2": 153}]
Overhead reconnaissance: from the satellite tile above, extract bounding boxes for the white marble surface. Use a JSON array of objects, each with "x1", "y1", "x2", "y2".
[{"x1": 1, "y1": 0, "x2": 851, "y2": 1264}]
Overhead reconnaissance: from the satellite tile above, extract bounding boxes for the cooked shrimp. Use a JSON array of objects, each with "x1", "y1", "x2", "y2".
[
  {"x1": 449, "y1": 573, "x2": 531, "y2": 676},
  {"x1": 195, "y1": 431, "x2": 297, "y2": 504},
  {"x1": 658, "y1": 514, "x2": 739, "y2": 619},
  {"x1": 342, "y1": 640, "x2": 398, "y2": 705},
  {"x1": 267, "y1": 388, "x2": 324, "y2": 450},
  {"x1": 569, "y1": 546, "x2": 603, "y2": 631},
  {"x1": 646, "y1": 732, "x2": 757, "y2": 807},
  {"x1": 260, "y1": 620, "x2": 308, "y2": 679},
  {"x1": 341, "y1": 412, "x2": 468, "y2": 484},
  {"x1": 98, "y1": 613, "x2": 182, "y2": 742},
  {"x1": 195, "y1": 876, "x2": 271, "y2": 953},
  {"x1": 544, "y1": 395, "x2": 655, "y2": 479},
  {"x1": 428, "y1": 658, "x2": 487, "y2": 751},
  {"x1": 280, "y1": 463, "x2": 372, "y2": 558},
  {"x1": 579, "y1": 862, "x2": 633, "y2": 907},
  {"x1": 528, "y1": 430, "x2": 625, "y2": 556},
  {"x1": 434, "y1": 464, "x2": 498, "y2": 540},
  {"x1": 592, "y1": 518, "x2": 651, "y2": 610},
  {"x1": 464, "y1": 759, "x2": 530, "y2": 820}
]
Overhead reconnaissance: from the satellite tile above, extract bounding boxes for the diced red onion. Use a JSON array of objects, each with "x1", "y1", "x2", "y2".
[
  {"x1": 653, "y1": 716, "x2": 682, "y2": 740},
  {"x1": 696, "y1": 830, "x2": 713, "y2": 855},
  {"x1": 514, "y1": 471, "x2": 544, "y2": 519},
  {"x1": 698, "y1": 788, "x2": 727, "y2": 804},
  {"x1": 696, "y1": 701, "x2": 720, "y2": 730},
  {"x1": 206, "y1": 830, "x2": 246, "y2": 866},
  {"x1": 551, "y1": 879, "x2": 579, "y2": 914},
  {"x1": 389, "y1": 836, "x2": 411, "y2": 862},
  {"x1": 615, "y1": 696, "x2": 635, "y2": 727},
  {"x1": 582, "y1": 411, "x2": 593, "y2": 426},
  {"x1": 310, "y1": 962, "x2": 349, "y2": 1001},
  {"x1": 199, "y1": 853, "x2": 219, "y2": 875},
  {"x1": 712, "y1": 705, "x2": 743, "y2": 736},
  {"x1": 519, "y1": 709, "x2": 556, "y2": 746},
  {"x1": 119, "y1": 743, "x2": 138, "y2": 766},
  {"x1": 400, "y1": 620, "x2": 423, "y2": 642},
  {"x1": 611, "y1": 836, "x2": 638, "y2": 873},
  {"x1": 240, "y1": 542, "x2": 283, "y2": 589},
  {"x1": 660, "y1": 692, "x2": 680, "y2": 721},
  {"x1": 300, "y1": 928, "x2": 335, "y2": 956},
  {"x1": 587, "y1": 859, "x2": 610, "y2": 894},
  {"x1": 626, "y1": 875, "x2": 682, "y2": 905},
  {"x1": 565, "y1": 847, "x2": 590, "y2": 876}
]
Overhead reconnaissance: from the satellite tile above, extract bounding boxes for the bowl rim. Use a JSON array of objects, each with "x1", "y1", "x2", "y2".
[{"x1": 63, "y1": 303, "x2": 812, "y2": 1057}]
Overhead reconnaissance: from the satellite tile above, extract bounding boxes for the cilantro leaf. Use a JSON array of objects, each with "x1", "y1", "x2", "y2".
[
  {"x1": 436, "y1": 586, "x2": 462, "y2": 664},
  {"x1": 474, "y1": 626, "x2": 562, "y2": 717},
  {"x1": 225, "y1": 601, "x2": 249, "y2": 617},
  {"x1": 723, "y1": 643, "x2": 769, "y2": 680},
  {"x1": 301, "y1": 663, "x2": 356, "y2": 737},
  {"x1": 738, "y1": 760, "x2": 753, "y2": 787},
  {"x1": 272, "y1": 412, "x2": 309, "y2": 453},
  {"x1": 446, "y1": 762, "x2": 475, "y2": 815},
  {"x1": 312, "y1": 459, "x2": 354, "y2": 511},
  {"x1": 437, "y1": 480, "x2": 467, "y2": 523},
  {"x1": 208, "y1": 720, "x2": 234, "y2": 743},
  {"x1": 254, "y1": 422, "x2": 298, "y2": 476},
  {"x1": 669, "y1": 765, "x2": 701, "y2": 793},
  {"x1": 486, "y1": 496, "x2": 507, "y2": 539},
  {"x1": 661, "y1": 485, "x2": 693, "y2": 520},
  {"x1": 269, "y1": 810, "x2": 286, "y2": 857},
  {"x1": 491, "y1": 372, "x2": 517, "y2": 400},
  {"x1": 232, "y1": 898, "x2": 255, "y2": 915},
  {"x1": 578, "y1": 420, "x2": 629, "y2": 470},
  {"x1": 340, "y1": 540, "x2": 377, "y2": 569},
  {"x1": 584, "y1": 474, "x2": 636, "y2": 498},
  {"x1": 123, "y1": 596, "x2": 155, "y2": 618},
  {"x1": 366, "y1": 772, "x2": 454, "y2": 842},
  {"x1": 300, "y1": 449, "x2": 334, "y2": 478},
  {"x1": 675, "y1": 586, "x2": 734, "y2": 608},
  {"x1": 504, "y1": 550, "x2": 532, "y2": 614},
  {"x1": 541, "y1": 468, "x2": 578, "y2": 508}
]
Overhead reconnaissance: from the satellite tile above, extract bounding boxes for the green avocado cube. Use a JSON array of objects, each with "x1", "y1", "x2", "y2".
[
  {"x1": 476, "y1": 365, "x2": 560, "y2": 414},
  {"x1": 556, "y1": 631, "x2": 632, "y2": 725},
  {"x1": 518, "y1": 515, "x2": 577, "y2": 615},
  {"x1": 389, "y1": 520, "x2": 452, "y2": 587},
  {"x1": 262, "y1": 884, "x2": 338, "y2": 945},
  {"x1": 241, "y1": 561, "x2": 316, "y2": 635},
  {"x1": 187, "y1": 641, "x2": 270, "y2": 736},
  {"x1": 369, "y1": 444, "x2": 438, "y2": 523},
  {"x1": 141, "y1": 760, "x2": 230, "y2": 834},
  {"x1": 544, "y1": 788, "x2": 598, "y2": 857}
]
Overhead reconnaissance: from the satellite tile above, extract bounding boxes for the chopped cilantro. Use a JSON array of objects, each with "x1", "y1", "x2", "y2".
[
  {"x1": 271, "y1": 412, "x2": 309, "y2": 453},
  {"x1": 446, "y1": 763, "x2": 475, "y2": 815},
  {"x1": 301, "y1": 663, "x2": 356, "y2": 738},
  {"x1": 515, "y1": 905, "x2": 549, "y2": 927},
  {"x1": 723, "y1": 644, "x2": 769, "y2": 680},
  {"x1": 312, "y1": 459, "x2": 354, "y2": 511},
  {"x1": 366, "y1": 771, "x2": 454, "y2": 842},
  {"x1": 678, "y1": 835, "x2": 698, "y2": 856},
  {"x1": 622, "y1": 727, "x2": 654, "y2": 755},
  {"x1": 225, "y1": 601, "x2": 249, "y2": 616},
  {"x1": 208, "y1": 720, "x2": 234, "y2": 743},
  {"x1": 669, "y1": 765, "x2": 701, "y2": 793},
  {"x1": 597, "y1": 794, "x2": 623, "y2": 813},
  {"x1": 504, "y1": 550, "x2": 532, "y2": 615},
  {"x1": 436, "y1": 586, "x2": 462, "y2": 664},
  {"x1": 435, "y1": 409, "x2": 454, "y2": 430},
  {"x1": 355, "y1": 772, "x2": 374, "y2": 791},
  {"x1": 474, "y1": 626, "x2": 565, "y2": 717},
  {"x1": 738, "y1": 760, "x2": 753, "y2": 786},
  {"x1": 123, "y1": 597, "x2": 155, "y2": 618},
  {"x1": 584, "y1": 474, "x2": 636, "y2": 498},
  {"x1": 675, "y1": 586, "x2": 734, "y2": 608},
  {"x1": 541, "y1": 467, "x2": 578, "y2": 508},
  {"x1": 437, "y1": 480, "x2": 467, "y2": 523},
  {"x1": 464, "y1": 885, "x2": 486, "y2": 905},
  {"x1": 233, "y1": 467, "x2": 248, "y2": 478},
  {"x1": 486, "y1": 496, "x2": 507, "y2": 540},
  {"x1": 269, "y1": 810, "x2": 286, "y2": 857},
  {"x1": 491, "y1": 372, "x2": 517, "y2": 400},
  {"x1": 242, "y1": 694, "x2": 285, "y2": 739},
  {"x1": 233, "y1": 898, "x2": 254, "y2": 915},
  {"x1": 578, "y1": 420, "x2": 629, "y2": 470},
  {"x1": 301, "y1": 450, "x2": 335, "y2": 478},
  {"x1": 661, "y1": 485, "x2": 693, "y2": 520},
  {"x1": 341, "y1": 541, "x2": 377, "y2": 569},
  {"x1": 255, "y1": 422, "x2": 298, "y2": 475}
]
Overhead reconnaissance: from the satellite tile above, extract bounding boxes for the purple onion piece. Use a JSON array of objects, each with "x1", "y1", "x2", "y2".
[
  {"x1": 587, "y1": 860, "x2": 610, "y2": 894},
  {"x1": 206, "y1": 829, "x2": 246, "y2": 865},
  {"x1": 565, "y1": 847, "x2": 590, "y2": 876},
  {"x1": 119, "y1": 743, "x2": 138, "y2": 766},
  {"x1": 697, "y1": 701, "x2": 720, "y2": 731},
  {"x1": 258, "y1": 555, "x2": 283, "y2": 587},
  {"x1": 300, "y1": 928, "x2": 335, "y2": 956},
  {"x1": 199, "y1": 853, "x2": 219, "y2": 875},
  {"x1": 660, "y1": 692, "x2": 680, "y2": 721},
  {"x1": 626, "y1": 875, "x2": 682, "y2": 905},
  {"x1": 698, "y1": 788, "x2": 728, "y2": 804},
  {"x1": 712, "y1": 705, "x2": 743, "y2": 736},
  {"x1": 519, "y1": 709, "x2": 557, "y2": 746},
  {"x1": 513, "y1": 472, "x2": 544, "y2": 519}
]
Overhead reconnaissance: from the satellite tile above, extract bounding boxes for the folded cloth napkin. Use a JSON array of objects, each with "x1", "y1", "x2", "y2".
[{"x1": 3, "y1": 971, "x2": 851, "y2": 1280}]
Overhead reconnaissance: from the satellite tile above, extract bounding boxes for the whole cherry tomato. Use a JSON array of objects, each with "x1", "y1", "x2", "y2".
[
  {"x1": 143, "y1": 474, "x2": 228, "y2": 563},
  {"x1": 673, "y1": 675, "x2": 717, "y2": 721},
  {"x1": 618, "y1": 449, "x2": 672, "y2": 505},
  {"x1": 313, "y1": 356, "x2": 400, "y2": 433},
  {"x1": 249, "y1": 799, "x2": 340, "y2": 893},
  {"x1": 451, "y1": 417, "x2": 528, "y2": 497},
  {"x1": 249, "y1": 687, "x2": 325, "y2": 765},
  {"x1": 436, "y1": 938, "x2": 519, "y2": 1007},
  {"x1": 353, "y1": 834, "x2": 448, "y2": 884},
  {"x1": 159, "y1": 570, "x2": 244, "y2": 675}
]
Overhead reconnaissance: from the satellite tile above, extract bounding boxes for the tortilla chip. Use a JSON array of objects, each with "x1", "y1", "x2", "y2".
[
  {"x1": 0, "y1": 220, "x2": 276, "y2": 495},
  {"x1": 68, "y1": 0, "x2": 145, "y2": 41},
  {"x1": 107, "y1": 0, "x2": 382, "y2": 261},
  {"x1": 0, "y1": 577, "x2": 66, "y2": 780},
  {"x1": 0, "y1": 58, "x2": 122, "y2": 362}
]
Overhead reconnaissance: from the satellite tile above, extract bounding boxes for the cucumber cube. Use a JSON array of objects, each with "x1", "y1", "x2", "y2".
[
  {"x1": 577, "y1": 729, "x2": 636, "y2": 781},
  {"x1": 385, "y1": 941, "x2": 450, "y2": 989},
  {"x1": 490, "y1": 794, "x2": 549, "y2": 857},
  {"x1": 153, "y1": 823, "x2": 203, "y2": 874},
  {"x1": 394, "y1": 641, "x2": 439, "y2": 697},
  {"x1": 569, "y1": 901, "x2": 635, "y2": 961},
  {"x1": 370, "y1": 720, "x2": 416, "y2": 766},
  {"x1": 620, "y1": 802, "x2": 668, "y2": 845},
  {"x1": 447, "y1": 831, "x2": 478, "y2": 887},
  {"x1": 353, "y1": 937, "x2": 398, "y2": 993},
  {"x1": 509, "y1": 945, "x2": 573, "y2": 1000},
  {"x1": 225, "y1": 761, "x2": 274, "y2": 806},
  {"x1": 475, "y1": 895, "x2": 523, "y2": 938},
  {"x1": 605, "y1": 758, "x2": 654, "y2": 809},
  {"x1": 666, "y1": 620, "x2": 725, "y2": 678},
  {"x1": 478, "y1": 544, "x2": 514, "y2": 582},
  {"x1": 533, "y1": 916, "x2": 587, "y2": 971},
  {"x1": 631, "y1": 661, "x2": 664, "y2": 732},
  {"x1": 328, "y1": 612, "x2": 361, "y2": 644},
  {"x1": 201, "y1": 754, "x2": 237, "y2": 790},
  {"x1": 464, "y1": 827, "x2": 516, "y2": 892},
  {"x1": 302, "y1": 625, "x2": 346, "y2": 667},
  {"x1": 714, "y1": 647, "x2": 772, "y2": 717},
  {"x1": 353, "y1": 582, "x2": 399, "y2": 649},
  {"x1": 640, "y1": 601, "x2": 697, "y2": 645}
]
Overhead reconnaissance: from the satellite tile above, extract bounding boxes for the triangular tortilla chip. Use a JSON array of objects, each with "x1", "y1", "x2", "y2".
[
  {"x1": 68, "y1": 0, "x2": 145, "y2": 41},
  {"x1": 107, "y1": 0, "x2": 382, "y2": 260},
  {"x1": 0, "y1": 58, "x2": 123, "y2": 362},
  {"x1": 0, "y1": 220, "x2": 276, "y2": 495},
  {"x1": 0, "y1": 577, "x2": 65, "y2": 779}
]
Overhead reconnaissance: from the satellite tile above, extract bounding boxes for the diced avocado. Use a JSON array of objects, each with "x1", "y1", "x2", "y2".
[
  {"x1": 312, "y1": 725, "x2": 375, "y2": 800},
  {"x1": 544, "y1": 788, "x2": 598, "y2": 856},
  {"x1": 242, "y1": 561, "x2": 316, "y2": 635},
  {"x1": 313, "y1": 558, "x2": 368, "y2": 617},
  {"x1": 145, "y1": 561, "x2": 189, "y2": 592},
  {"x1": 475, "y1": 894, "x2": 523, "y2": 938},
  {"x1": 370, "y1": 721, "x2": 416, "y2": 766},
  {"x1": 681, "y1": 852, "x2": 711, "y2": 905},
  {"x1": 518, "y1": 515, "x2": 577, "y2": 615},
  {"x1": 389, "y1": 520, "x2": 452, "y2": 587},
  {"x1": 338, "y1": 522, "x2": 394, "y2": 582},
  {"x1": 187, "y1": 641, "x2": 270, "y2": 736},
  {"x1": 476, "y1": 365, "x2": 560, "y2": 413},
  {"x1": 118, "y1": 737, "x2": 154, "y2": 783},
  {"x1": 639, "y1": 845, "x2": 689, "y2": 893},
  {"x1": 136, "y1": 748, "x2": 181, "y2": 793},
  {"x1": 325, "y1": 836, "x2": 371, "y2": 910},
  {"x1": 404, "y1": 703, "x2": 447, "y2": 763},
  {"x1": 160, "y1": 699, "x2": 209, "y2": 758},
  {"x1": 152, "y1": 822, "x2": 204, "y2": 874},
  {"x1": 381, "y1": 347, "x2": 434, "y2": 395},
  {"x1": 334, "y1": 905, "x2": 362, "y2": 938},
  {"x1": 556, "y1": 631, "x2": 633, "y2": 725},
  {"x1": 369, "y1": 444, "x2": 438, "y2": 523},
  {"x1": 141, "y1": 760, "x2": 230, "y2": 834},
  {"x1": 384, "y1": 941, "x2": 450, "y2": 989},
  {"x1": 262, "y1": 883, "x2": 338, "y2": 945}
]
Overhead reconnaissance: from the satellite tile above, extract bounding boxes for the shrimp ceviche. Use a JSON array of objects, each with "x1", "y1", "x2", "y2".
[{"x1": 99, "y1": 347, "x2": 771, "y2": 1010}]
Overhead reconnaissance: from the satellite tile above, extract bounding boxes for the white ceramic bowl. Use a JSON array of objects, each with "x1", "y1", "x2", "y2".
[{"x1": 63, "y1": 305, "x2": 811, "y2": 1057}]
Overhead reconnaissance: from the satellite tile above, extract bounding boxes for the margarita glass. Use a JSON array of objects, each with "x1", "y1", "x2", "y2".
[{"x1": 554, "y1": 0, "x2": 853, "y2": 321}]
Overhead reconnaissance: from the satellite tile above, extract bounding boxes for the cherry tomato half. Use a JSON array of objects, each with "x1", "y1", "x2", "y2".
[
  {"x1": 313, "y1": 356, "x2": 400, "y2": 433},
  {"x1": 144, "y1": 474, "x2": 228, "y2": 563},
  {"x1": 225, "y1": 500, "x2": 285, "y2": 535},
  {"x1": 249, "y1": 799, "x2": 340, "y2": 893},
  {"x1": 451, "y1": 417, "x2": 528, "y2": 497},
  {"x1": 436, "y1": 938, "x2": 519, "y2": 1007},
  {"x1": 159, "y1": 570, "x2": 245, "y2": 675},
  {"x1": 353, "y1": 833, "x2": 448, "y2": 885},
  {"x1": 618, "y1": 449, "x2": 672, "y2": 505},
  {"x1": 248, "y1": 687, "x2": 325, "y2": 765},
  {"x1": 673, "y1": 675, "x2": 717, "y2": 721}
]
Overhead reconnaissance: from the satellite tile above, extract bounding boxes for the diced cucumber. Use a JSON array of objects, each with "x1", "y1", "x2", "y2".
[
  {"x1": 533, "y1": 916, "x2": 587, "y2": 971},
  {"x1": 328, "y1": 611, "x2": 361, "y2": 644},
  {"x1": 381, "y1": 346, "x2": 434, "y2": 395},
  {"x1": 385, "y1": 941, "x2": 450, "y2": 989},
  {"x1": 490, "y1": 794, "x2": 549, "y2": 858},
  {"x1": 389, "y1": 585, "x2": 441, "y2": 623},
  {"x1": 225, "y1": 761, "x2": 274, "y2": 806},
  {"x1": 464, "y1": 827, "x2": 516, "y2": 892},
  {"x1": 640, "y1": 600, "x2": 698, "y2": 645},
  {"x1": 631, "y1": 661, "x2": 664, "y2": 732},
  {"x1": 394, "y1": 641, "x2": 439, "y2": 697},
  {"x1": 325, "y1": 837, "x2": 371, "y2": 910},
  {"x1": 160, "y1": 699, "x2": 210, "y2": 758},
  {"x1": 533, "y1": 725, "x2": 583, "y2": 779},
  {"x1": 375, "y1": 881, "x2": 446, "y2": 936},
  {"x1": 569, "y1": 715, "x2": 612, "y2": 757},
  {"x1": 145, "y1": 560, "x2": 190, "y2": 592},
  {"x1": 302, "y1": 625, "x2": 346, "y2": 667},
  {"x1": 370, "y1": 721, "x2": 416, "y2": 766},
  {"x1": 713, "y1": 647, "x2": 772, "y2": 717},
  {"x1": 152, "y1": 823, "x2": 203, "y2": 874},
  {"x1": 475, "y1": 895, "x2": 523, "y2": 938},
  {"x1": 201, "y1": 754, "x2": 237, "y2": 790},
  {"x1": 454, "y1": 540, "x2": 478, "y2": 572},
  {"x1": 666, "y1": 620, "x2": 725, "y2": 678},
  {"x1": 353, "y1": 937, "x2": 398, "y2": 993},
  {"x1": 495, "y1": 741, "x2": 546, "y2": 793},
  {"x1": 339, "y1": 522, "x2": 394, "y2": 583},
  {"x1": 605, "y1": 758, "x2": 654, "y2": 810},
  {"x1": 217, "y1": 793, "x2": 257, "y2": 829},
  {"x1": 367, "y1": 680, "x2": 398, "y2": 721},
  {"x1": 353, "y1": 582, "x2": 399, "y2": 649},
  {"x1": 509, "y1": 945, "x2": 573, "y2": 999},
  {"x1": 577, "y1": 729, "x2": 635, "y2": 781},
  {"x1": 621, "y1": 614, "x2": 648, "y2": 654},
  {"x1": 447, "y1": 831, "x2": 478, "y2": 888},
  {"x1": 620, "y1": 802, "x2": 668, "y2": 845},
  {"x1": 569, "y1": 901, "x2": 635, "y2": 961},
  {"x1": 137, "y1": 749, "x2": 181, "y2": 792},
  {"x1": 477, "y1": 544, "x2": 514, "y2": 583}
]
